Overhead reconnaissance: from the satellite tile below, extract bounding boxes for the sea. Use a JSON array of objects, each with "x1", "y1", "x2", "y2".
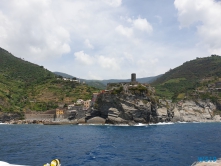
[{"x1": 0, "y1": 122, "x2": 221, "y2": 166}]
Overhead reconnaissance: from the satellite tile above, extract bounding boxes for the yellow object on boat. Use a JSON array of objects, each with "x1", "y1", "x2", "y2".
[
  {"x1": 51, "y1": 159, "x2": 61, "y2": 166},
  {"x1": 43, "y1": 159, "x2": 61, "y2": 166}
]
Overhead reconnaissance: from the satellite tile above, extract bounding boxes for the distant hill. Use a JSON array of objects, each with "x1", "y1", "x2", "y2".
[
  {"x1": 0, "y1": 47, "x2": 99, "y2": 113},
  {"x1": 152, "y1": 55, "x2": 221, "y2": 100},
  {"x1": 54, "y1": 72, "x2": 76, "y2": 79},
  {"x1": 53, "y1": 72, "x2": 161, "y2": 89},
  {"x1": 99, "y1": 75, "x2": 161, "y2": 85},
  {"x1": 53, "y1": 72, "x2": 106, "y2": 89}
]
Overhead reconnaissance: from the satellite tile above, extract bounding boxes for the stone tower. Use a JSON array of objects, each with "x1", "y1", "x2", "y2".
[{"x1": 131, "y1": 73, "x2": 136, "y2": 83}]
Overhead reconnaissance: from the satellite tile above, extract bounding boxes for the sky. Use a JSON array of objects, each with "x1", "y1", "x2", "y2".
[{"x1": 0, "y1": 0, "x2": 221, "y2": 80}]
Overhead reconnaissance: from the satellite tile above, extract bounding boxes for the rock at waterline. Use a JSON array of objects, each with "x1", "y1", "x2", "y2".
[
  {"x1": 78, "y1": 117, "x2": 86, "y2": 124},
  {"x1": 87, "y1": 117, "x2": 106, "y2": 124},
  {"x1": 107, "y1": 116, "x2": 128, "y2": 124}
]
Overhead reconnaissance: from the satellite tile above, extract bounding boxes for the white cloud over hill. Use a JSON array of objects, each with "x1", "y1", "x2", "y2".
[
  {"x1": 175, "y1": 0, "x2": 221, "y2": 54},
  {"x1": 0, "y1": 0, "x2": 220, "y2": 79}
]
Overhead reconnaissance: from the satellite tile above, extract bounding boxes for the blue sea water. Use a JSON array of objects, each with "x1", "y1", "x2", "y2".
[{"x1": 0, "y1": 123, "x2": 221, "y2": 166}]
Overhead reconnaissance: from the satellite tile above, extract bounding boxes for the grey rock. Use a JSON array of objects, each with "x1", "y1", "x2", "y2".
[
  {"x1": 157, "y1": 107, "x2": 167, "y2": 116},
  {"x1": 0, "y1": 113, "x2": 21, "y2": 122},
  {"x1": 77, "y1": 117, "x2": 86, "y2": 124},
  {"x1": 213, "y1": 115, "x2": 221, "y2": 121},
  {"x1": 87, "y1": 117, "x2": 106, "y2": 124},
  {"x1": 107, "y1": 116, "x2": 128, "y2": 124},
  {"x1": 133, "y1": 118, "x2": 146, "y2": 123}
]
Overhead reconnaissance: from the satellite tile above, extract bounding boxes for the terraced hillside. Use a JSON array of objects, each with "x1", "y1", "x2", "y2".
[
  {"x1": 152, "y1": 55, "x2": 221, "y2": 101},
  {"x1": 0, "y1": 47, "x2": 99, "y2": 113}
]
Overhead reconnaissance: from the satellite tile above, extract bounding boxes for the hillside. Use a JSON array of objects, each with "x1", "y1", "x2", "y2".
[
  {"x1": 0, "y1": 47, "x2": 99, "y2": 114},
  {"x1": 152, "y1": 55, "x2": 221, "y2": 101},
  {"x1": 54, "y1": 72, "x2": 76, "y2": 79},
  {"x1": 0, "y1": 48, "x2": 54, "y2": 83}
]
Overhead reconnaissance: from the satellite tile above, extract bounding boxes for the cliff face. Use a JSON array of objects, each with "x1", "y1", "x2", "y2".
[
  {"x1": 2, "y1": 92, "x2": 220, "y2": 125},
  {"x1": 93, "y1": 93, "x2": 154, "y2": 124},
  {"x1": 170, "y1": 100, "x2": 220, "y2": 122},
  {"x1": 89, "y1": 93, "x2": 221, "y2": 124},
  {"x1": 0, "y1": 112, "x2": 23, "y2": 122}
]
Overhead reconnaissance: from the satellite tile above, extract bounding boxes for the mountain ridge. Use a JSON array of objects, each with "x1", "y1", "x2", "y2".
[
  {"x1": 152, "y1": 55, "x2": 221, "y2": 101},
  {"x1": 53, "y1": 71, "x2": 161, "y2": 87}
]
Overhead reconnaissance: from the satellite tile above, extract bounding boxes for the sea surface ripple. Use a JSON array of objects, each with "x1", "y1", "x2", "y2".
[{"x1": 0, "y1": 123, "x2": 221, "y2": 166}]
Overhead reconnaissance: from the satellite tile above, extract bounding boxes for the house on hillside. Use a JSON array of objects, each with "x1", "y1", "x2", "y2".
[
  {"x1": 56, "y1": 108, "x2": 64, "y2": 120},
  {"x1": 83, "y1": 100, "x2": 91, "y2": 110},
  {"x1": 68, "y1": 104, "x2": 75, "y2": 110},
  {"x1": 76, "y1": 99, "x2": 84, "y2": 105}
]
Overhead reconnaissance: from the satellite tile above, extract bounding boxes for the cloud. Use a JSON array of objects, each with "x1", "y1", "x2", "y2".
[
  {"x1": 116, "y1": 16, "x2": 153, "y2": 38},
  {"x1": 105, "y1": 0, "x2": 122, "y2": 7},
  {"x1": 115, "y1": 25, "x2": 133, "y2": 37},
  {"x1": 0, "y1": 1, "x2": 71, "y2": 61},
  {"x1": 132, "y1": 17, "x2": 153, "y2": 34},
  {"x1": 150, "y1": 58, "x2": 159, "y2": 64},
  {"x1": 0, "y1": 12, "x2": 9, "y2": 39},
  {"x1": 74, "y1": 51, "x2": 94, "y2": 65},
  {"x1": 0, "y1": 0, "x2": 125, "y2": 62},
  {"x1": 116, "y1": 17, "x2": 153, "y2": 37},
  {"x1": 84, "y1": 39, "x2": 94, "y2": 49},
  {"x1": 137, "y1": 58, "x2": 158, "y2": 67},
  {"x1": 97, "y1": 55, "x2": 120, "y2": 70},
  {"x1": 0, "y1": 0, "x2": 211, "y2": 79},
  {"x1": 88, "y1": 71, "x2": 102, "y2": 80},
  {"x1": 174, "y1": 0, "x2": 221, "y2": 54},
  {"x1": 123, "y1": 52, "x2": 134, "y2": 61}
]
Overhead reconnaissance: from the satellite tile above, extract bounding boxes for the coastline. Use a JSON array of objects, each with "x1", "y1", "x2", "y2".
[{"x1": 1, "y1": 119, "x2": 220, "y2": 126}]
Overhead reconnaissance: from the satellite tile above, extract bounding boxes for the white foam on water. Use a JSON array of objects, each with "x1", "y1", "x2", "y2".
[
  {"x1": 177, "y1": 121, "x2": 206, "y2": 124},
  {"x1": 114, "y1": 124, "x2": 130, "y2": 126},
  {"x1": 177, "y1": 121, "x2": 188, "y2": 123},
  {"x1": 78, "y1": 123, "x2": 105, "y2": 126},
  {"x1": 134, "y1": 123, "x2": 149, "y2": 126},
  {"x1": 149, "y1": 122, "x2": 174, "y2": 125},
  {"x1": 0, "y1": 161, "x2": 28, "y2": 166},
  {"x1": 0, "y1": 123, "x2": 10, "y2": 125},
  {"x1": 104, "y1": 124, "x2": 130, "y2": 126},
  {"x1": 86, "y1": 123, "x2": 104, "y2": 126}
]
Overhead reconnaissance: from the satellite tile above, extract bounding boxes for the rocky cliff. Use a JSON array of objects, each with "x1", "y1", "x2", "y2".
[
  {"x1": 93, "y1": 93, "x2": 152, "y2": 124},
  {"x1": 170, "y1": 100, "x2": 220, "y2": 122},
  {"x1": 84, "y1": 92, "x2": 221, "y2": 125},
  {"x1": 0, "y1": 112, "x2": 23, "y2": 123},
  {"x1": 2, "y1": 92, "x2": 221, "y2": 125}
]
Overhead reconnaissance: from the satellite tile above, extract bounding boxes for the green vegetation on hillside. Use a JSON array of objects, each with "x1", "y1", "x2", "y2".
[
  {"x1": 0, "y1": 47, "x2": 100, "y2": 114},
  {"x1": 152, "y1": 55, "x2": 221, "y2": 101}
]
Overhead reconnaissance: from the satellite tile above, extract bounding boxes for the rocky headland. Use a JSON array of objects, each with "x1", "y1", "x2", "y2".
[
  {"x1": 83, "y1": 92, "x2": 221, "y2": 125},
  {"x1": 1, "y1": 92, "x2": 220, "y2": 125}
]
